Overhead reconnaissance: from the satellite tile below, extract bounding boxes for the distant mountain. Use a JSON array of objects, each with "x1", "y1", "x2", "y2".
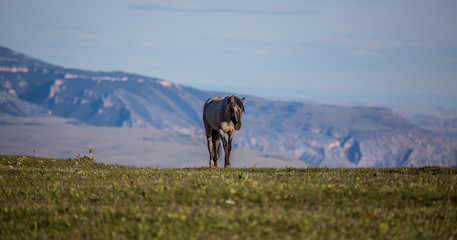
[
  {"x1": 0, "y1": 46, "x2": 215, "y2": 133},
  {"x1": 237, "y1": 100, "x2": 456, "y2": 167},
  {"x1": 1, "y1": 45, "x2": 456, "y2": 167},
  {"x1": 409, "y1": 114, "x2": 457, "y2": 148}
]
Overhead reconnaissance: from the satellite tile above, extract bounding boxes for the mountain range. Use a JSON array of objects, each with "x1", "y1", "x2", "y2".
[{"x1": 1, "y1": 45, "x2": 456, "y2": 167}]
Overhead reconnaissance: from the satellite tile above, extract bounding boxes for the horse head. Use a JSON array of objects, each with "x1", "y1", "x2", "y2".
[{"x1": 227, "y1": 95, "x2": 245, "y2": 131}]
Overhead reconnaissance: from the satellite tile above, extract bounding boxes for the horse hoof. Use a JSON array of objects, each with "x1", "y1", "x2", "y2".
[{"x1": 225, "y1": 164, "x2": 231, "y2": 168}]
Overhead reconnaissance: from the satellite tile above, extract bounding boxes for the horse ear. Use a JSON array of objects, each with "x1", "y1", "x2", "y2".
[
  {"x1": 241, "y1": 97, "x2": 245, "y2": 103},
  {"x1": 230, "y1": 96, "x2": 235, "y2": 102}
]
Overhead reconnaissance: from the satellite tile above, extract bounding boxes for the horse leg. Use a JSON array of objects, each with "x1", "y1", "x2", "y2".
[
  {"x1": 206, "y1": 129, "x2": 215, "y2": 168},
  {"x1": 225, "y1": 133, "x2": 235, "y2": 168},
  {"x1": 212, "y1": 130, "x2": 220, "y2": 167},
  {"x1": 218, "y1": 129, "x2": 230, "y2": 168}
]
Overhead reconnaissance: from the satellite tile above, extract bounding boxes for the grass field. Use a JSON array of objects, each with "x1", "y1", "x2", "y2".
[{"x1": 1, "y1": 155, "x2": 456, "y2": 239}]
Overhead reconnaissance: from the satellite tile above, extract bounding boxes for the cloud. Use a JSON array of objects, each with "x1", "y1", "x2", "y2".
[
  {"x1": 78, "y1": 33, "x2": 109, "y2": 46},
  {"x1": 347, "y1": 49, "x2": 382, "y2": 58},
  {"x1": 128, "y1": 3, "x2": 318, "y2": 15}
]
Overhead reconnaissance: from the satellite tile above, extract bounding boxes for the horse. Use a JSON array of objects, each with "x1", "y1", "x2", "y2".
[{"x1": 202, "y1": 95, "x2": 245, "y2": 168}]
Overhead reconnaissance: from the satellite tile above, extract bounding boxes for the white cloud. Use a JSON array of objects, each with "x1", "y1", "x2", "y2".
[
  {"x1": 129, "y1": 3, "x2": 318, "y2": 15},
  {"x1": 78, "y1": 33, "x2": 109, "y2": 45},
  {"x1": 347, "y1": 49, "x2": 382, "y2": 58},
  {"x1": 230, "y1": 46, "x2": 278, "y2": 55}
]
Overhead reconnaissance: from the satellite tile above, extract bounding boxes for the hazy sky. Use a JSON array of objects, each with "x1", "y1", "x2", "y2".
[{"x1": 1, "y1": 0, "x2": 457, "y2": 106}]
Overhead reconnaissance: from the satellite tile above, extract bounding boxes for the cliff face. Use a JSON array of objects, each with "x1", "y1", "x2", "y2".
[
  {"x1": 1, "y1": 46, "x2": 456, "y2": 167},
  {"x1": 236, "y1": 100, "x2": 456, "y2": 167}
]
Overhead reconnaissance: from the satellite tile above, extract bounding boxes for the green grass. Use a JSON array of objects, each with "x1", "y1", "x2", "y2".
[{"x1": 1, "y1": 155, "x2": 456, "y2": 239}]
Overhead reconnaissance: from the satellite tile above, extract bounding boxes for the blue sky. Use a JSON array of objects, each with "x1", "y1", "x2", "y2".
[{"x1": 1, "y1": 0, "x2": 457, "y2": 106}]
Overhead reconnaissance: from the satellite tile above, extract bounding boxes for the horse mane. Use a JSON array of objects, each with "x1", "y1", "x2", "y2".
[{"x1": 228, "y1": 95, "x2": 245, "y2": 112}]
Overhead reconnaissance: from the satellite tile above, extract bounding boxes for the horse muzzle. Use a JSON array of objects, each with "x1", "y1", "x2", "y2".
[{"x1": 234, "y1": 122, "x2": 242, "y2": 131}]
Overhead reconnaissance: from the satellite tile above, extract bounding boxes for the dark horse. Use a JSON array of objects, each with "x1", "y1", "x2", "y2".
[{"x1": 202, "y1": 95, "x2": 245, "y2": 168}]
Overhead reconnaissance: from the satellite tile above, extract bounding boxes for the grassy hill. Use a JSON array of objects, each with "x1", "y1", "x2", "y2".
[{"x1": 1, "y1": 155, "x2": 456, "y2": 239}]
